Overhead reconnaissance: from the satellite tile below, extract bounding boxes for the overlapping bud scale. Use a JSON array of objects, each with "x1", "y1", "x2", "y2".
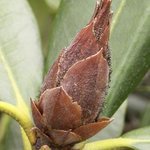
[{"x1": 31, "y1": 0, "x2": 112, "y2": 149}]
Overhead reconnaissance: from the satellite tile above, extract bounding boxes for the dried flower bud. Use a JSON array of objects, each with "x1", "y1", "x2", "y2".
[{"x1": 31, "y1": 0, "x2": 112, "y2": 149}]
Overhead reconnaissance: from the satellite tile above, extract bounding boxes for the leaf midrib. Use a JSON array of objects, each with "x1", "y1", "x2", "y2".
[
  {"x1": 0, "y1": 48, "x2": 29, "y2": 114},
  {"x1": 110, "y1": 9, "x2": 149, "y2": 95},
  {"x1": 105, "y1": 5, "x2": 150, "y2": 116}
]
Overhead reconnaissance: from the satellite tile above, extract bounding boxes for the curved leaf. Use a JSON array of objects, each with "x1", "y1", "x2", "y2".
[
  {"x1": 0, "y1": 0, "x2": 43, "y2": 149},
  {"x1": 73, "y1": 127, "x2": 150, "y2": 150},
  {"x1": 103, "y1": 0, "x2": 150, "y2": 116},
  {"x1": 0, "y1": 0, "x2": 43, "y2": 109},
  {"x1": 122, "y1": 127, "x2": 150, "y2": 150}
]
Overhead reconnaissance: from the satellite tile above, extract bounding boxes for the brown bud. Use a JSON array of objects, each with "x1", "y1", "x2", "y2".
[{"x1": 31, "y1": 0, "x2": 112, "y2": 149}]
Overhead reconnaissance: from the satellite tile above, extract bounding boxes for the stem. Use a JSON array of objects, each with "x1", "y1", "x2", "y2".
[
  {"x1": 0, "y1": 101, "x2": 36, "y2": 146},
  {"x1": 21, "y1": 127, "x2": 32, "y2": 150}
]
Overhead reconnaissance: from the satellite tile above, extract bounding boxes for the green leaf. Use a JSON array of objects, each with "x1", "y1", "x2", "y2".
[
  {"x1": 28, "y1": 0, "x2": 51, "y2": 56},
  {"x1": 73, "y1": 127, "x2": 150, "y2": 150},
  {"x1": 88, "y1": 101, "x2": 127, "y2": 141},
  {"x1": 46, "y1": 0, "x2": 150, "y2": 117},
  {"x1": 122, "y1": 127, "x2": 150, "y2": 150},
  {"x1": 103, "y1": 0, "x2": 150, "y2": 116},
  {"x1": 0, "y1": 0, "x2": 43, "y2": 149},
  {"x1": 0, "y1": 0, "x2": 43, "y2": 109}
]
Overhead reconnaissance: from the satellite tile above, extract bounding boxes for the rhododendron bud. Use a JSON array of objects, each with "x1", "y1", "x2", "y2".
[{"x1": 31, "y1": 0, "x2": 112, "y2": 149}]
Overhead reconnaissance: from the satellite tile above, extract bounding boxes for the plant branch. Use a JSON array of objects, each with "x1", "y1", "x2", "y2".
[{"x1": 0, "y1": 101, "x2": 36, "y2": 146}]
